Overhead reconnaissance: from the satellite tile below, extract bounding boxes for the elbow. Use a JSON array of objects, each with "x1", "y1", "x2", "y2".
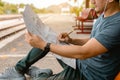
[
  {"x1": 80, "y1": 55, "x2": 88, "y2": 60},
  {"x1": 75, "y1": 54, "x2": 88, "y2": 60},
  {"x1": 73, "y1": 46, "x2": 91, "y2": 60},
  {"x1": 74, "y1": 50, "x2": 91, "y2": 60},
  {"x1": 75, "y1": 50, "x2": 89, "y2": 60}
]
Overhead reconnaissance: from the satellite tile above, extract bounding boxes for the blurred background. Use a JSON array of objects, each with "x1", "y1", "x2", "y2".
[{"x1": 0, "y1": 0, "x2": 94, "y2": 16}]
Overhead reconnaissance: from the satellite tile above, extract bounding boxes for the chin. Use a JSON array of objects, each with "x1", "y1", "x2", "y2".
[{"x1": 95, "y1": 8, "x2": 103, "y2": 14}]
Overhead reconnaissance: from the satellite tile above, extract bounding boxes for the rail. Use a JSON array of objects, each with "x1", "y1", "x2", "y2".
[
  {"x1": 0, "y1": 14, "x2": 52, "y2": 41},
  {"x1": 0, "y1": 15, "x2": 25, "y2": 41},
  {"x1": 0, "y1": 15, "x2": 22, "y2": 21}
]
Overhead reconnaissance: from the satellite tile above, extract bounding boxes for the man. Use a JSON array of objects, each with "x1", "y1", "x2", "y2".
[{"x1": 0, "y1": 0, "x2": 120, "y2": 80}]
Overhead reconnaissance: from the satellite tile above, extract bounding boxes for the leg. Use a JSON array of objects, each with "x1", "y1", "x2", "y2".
[
  {"x1": 15, "y1": 47, "x2": 48, "y2": 73},
  {"x1": 47, "y1": 59, "x2": 80, "y2": 80},
  {"x1": 29, "y1": 59, "x2": 86, "y2": 80},
  {"x1": 0, "y1": 48, "x2": 49, "y2": 80}
]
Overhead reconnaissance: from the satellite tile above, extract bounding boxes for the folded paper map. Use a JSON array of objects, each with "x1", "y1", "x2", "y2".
[{"x1": 23, "y1": 5, "x2": 76, "y2": 69}]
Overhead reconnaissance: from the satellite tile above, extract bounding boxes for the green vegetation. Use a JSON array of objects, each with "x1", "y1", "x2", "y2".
[
  {"x1": 0, "y1": 0, "x2": 87, "y2": 15},
  {"x1": 0, "y1": 0, "x2": 18, "y2": 14},
  {"x1": 0, "y1": 0, "x2": 51, "y2": 14}
]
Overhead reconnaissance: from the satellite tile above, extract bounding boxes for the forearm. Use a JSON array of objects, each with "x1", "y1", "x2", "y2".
[
  {"x1": 50, "y1": 43, "x2": 85, "y2": 59},
  {"x1": 29, "y1": 36, "x2": 107, "y2": 60},
  {"x1": 69, "y1": 38, "x2": 89, "y2": 45},
  {"x1": 49, "y1": 38, "x2": 107, "y2": 60}
]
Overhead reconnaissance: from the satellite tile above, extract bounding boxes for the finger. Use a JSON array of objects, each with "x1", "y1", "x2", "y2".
[
  {"x1": 59, "y1": 38, "x2": 65, "y2": 42},
  {"x1": 25, "y1": 30, "x2": 32, "y2": 36},
  {"x1": 62, "y1": 33, "x2": 68, "y2": 38},
  {"x1": 27, "y1": 31, "x2": 32, "y2": 36},
  {"x1": 25, "y1": 32, "x2": 32, "y2": 41},
  {"x1": 58, "y1": 36, "x2": 66, "y2": 41},
  {"x1": 57, "y1": 33, "x2": 62, "y2": 39}
]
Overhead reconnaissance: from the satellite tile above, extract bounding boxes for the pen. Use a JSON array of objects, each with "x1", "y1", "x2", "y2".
[
  {"x1": 62, "y1": 29, "x2": 74, "y2": 38},
  {"x1": 67, "y1": 30, "x2": 74, "y2": 35}
]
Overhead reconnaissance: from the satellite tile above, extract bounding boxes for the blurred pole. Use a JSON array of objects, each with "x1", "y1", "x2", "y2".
[{"x1": 85, "y1": 0, "x2": 90, "y2": 8}]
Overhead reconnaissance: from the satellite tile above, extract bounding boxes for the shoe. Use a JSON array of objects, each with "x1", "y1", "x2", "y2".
[
  {"x1": 0, "y1": 67, "x2": 26, "y2": 80},
  {"x1": 26, "y1": 66, "x2": 53, "y2": 80}
]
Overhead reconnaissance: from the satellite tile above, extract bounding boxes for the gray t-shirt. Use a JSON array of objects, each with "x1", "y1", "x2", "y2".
[{"x1": 77, "y1": 12, "x2": 120, "y2": 80}]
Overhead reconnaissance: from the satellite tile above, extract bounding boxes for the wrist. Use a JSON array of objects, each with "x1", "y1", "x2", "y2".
[
  {"x1": 68, "y1": 38, "x2": 73, "y2": 43},
  {"x1": 38, "y1": 41, "x2": 46, "y2": 50},
  {"x1": 44, "y1": 43, "x2": 51, "y2": 52}
]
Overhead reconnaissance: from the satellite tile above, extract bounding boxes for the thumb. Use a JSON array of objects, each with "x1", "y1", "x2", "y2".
[
  {"x1": 26, "y1": 30, "x2": 32, "y2": 36},
  {"x1": 28, "y1": 31, "x2": 32, "y2": 36}
]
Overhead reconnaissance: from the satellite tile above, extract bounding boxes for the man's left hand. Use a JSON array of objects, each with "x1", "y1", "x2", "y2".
[{"x1": 25, "y1": 31, "x2": 46, "y2": 50}]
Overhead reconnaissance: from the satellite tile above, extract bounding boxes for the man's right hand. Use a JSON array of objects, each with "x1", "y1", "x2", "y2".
[{"x1": 57, "y1": 32, "x2": 72, "y2": 43}]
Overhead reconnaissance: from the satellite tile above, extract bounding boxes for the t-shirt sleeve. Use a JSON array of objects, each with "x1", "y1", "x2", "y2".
[{"x1": 95, "y1": 23, "x2": 120, "y2": 50}]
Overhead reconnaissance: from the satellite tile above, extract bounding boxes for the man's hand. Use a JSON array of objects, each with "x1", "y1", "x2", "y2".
[
  {"x1": 57, "y1": 32, "x2": 72, "y2": 44},
  {"x1": 25, "y1": 31, "x2": 46, "y2": 50}
]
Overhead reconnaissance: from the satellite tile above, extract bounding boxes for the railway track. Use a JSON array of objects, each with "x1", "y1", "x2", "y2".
[
  {"x1": 0, "y1": 15, "x2": 26, "y2": 45},
  {"x1": 0, "y1": 20, "x2": 25, "y2": 41},
  {"x1": 0, "y1": 15, "x2": 26, "y2": 49},
  {"x1": 0, "y1": 21, "x2": 25, "y2": 41},
  {"x1": 0, "y1": 14, "x2": 52, "y2": 49},
  {"x1": 0, "y1": 15, "x2": 22, "y2": 21}
]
